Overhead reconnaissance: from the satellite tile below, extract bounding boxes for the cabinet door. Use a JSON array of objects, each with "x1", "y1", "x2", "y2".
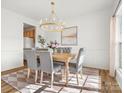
[{"x1": 24, "y1": 28, "x2": 35, "y2": 43}]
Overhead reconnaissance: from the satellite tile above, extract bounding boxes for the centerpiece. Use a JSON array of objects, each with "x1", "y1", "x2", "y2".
[{"x1": 47, "y1": 40, "x2": 59, "y2": 53}]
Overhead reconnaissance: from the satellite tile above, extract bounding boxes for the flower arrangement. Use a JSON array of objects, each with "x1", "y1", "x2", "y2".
[
  {"x1": 38, "y1": 35, "x2": 46, "y2": 48},
  {"x1": 47, "y1": 40, "x2": 59, "y2": 49}
]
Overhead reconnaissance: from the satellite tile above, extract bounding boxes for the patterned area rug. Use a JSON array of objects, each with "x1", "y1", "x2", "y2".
[{"x1": 2, "y1": 68, "x2": 101, "y2": 93}]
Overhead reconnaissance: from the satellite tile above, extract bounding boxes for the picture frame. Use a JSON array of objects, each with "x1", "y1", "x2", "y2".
[{"x1": 61, "y1": 26, "x2": 78, "y2": 45}]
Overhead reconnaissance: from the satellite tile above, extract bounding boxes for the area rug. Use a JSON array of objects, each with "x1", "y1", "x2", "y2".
[{"x1": 2, "y1": 68, "x2": 101, "y2": 93}]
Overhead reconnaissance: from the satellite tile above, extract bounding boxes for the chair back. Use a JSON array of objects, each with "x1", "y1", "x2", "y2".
[
  {"x1": 24, "y1": 48, "x2": 32, "y2": 60},
  {"x1": 56, "y1": 48, "x2": 62, "y2": 53},
  {"x1": 76, "y1": 48, "x2": 85, "y2": 72},
  {"x1": 38, "y1": 51, "x2": 53, "y2": 73},
  {"x1": 24, "y1": 50, "x2": 38, "y2": 69},
  {"x1": 56, "y1": 47, "x2": 72, "y2": 53},
  {"x1": 36, "y1": 48, "x2": 48, "y2": 51}
]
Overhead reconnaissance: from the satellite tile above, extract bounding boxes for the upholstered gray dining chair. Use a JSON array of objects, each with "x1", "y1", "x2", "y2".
[
  {"x1": 56, "y1": 47, "x2": 72, "y2": 53},
  {"x1": 38, "y1": 51, "x2": 61, "y2": 88},
  {"x1": 69, "y1": 48, "x2": 85, "y2": 85},
  {"x1": 24, "y1": 50, "x2": 40, "y2": 83}
]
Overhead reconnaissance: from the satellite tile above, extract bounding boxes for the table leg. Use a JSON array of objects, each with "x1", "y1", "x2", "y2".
[{"x1": 65, "y1": 62, "x2": 69, "y2": 86}]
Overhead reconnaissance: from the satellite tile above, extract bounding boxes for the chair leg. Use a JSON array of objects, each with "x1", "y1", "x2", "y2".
[
  {"x1": 35, "y1": 70, "x2": 38, "y2": 83},
  {"x1": 38, "y1": 70, "x2": 41, "y2": 74},
  {"x1": 76, "y1": 72, "x2": 79, "y2": 85},
  {"x1": 51, "y1": 72, "x2": 54, "y2": 88},
  {"x1": 61, "y1": 69, "x2": 63, "y2": 78},
  {"x1": 80, "y1": 69, "x2": 83, "y2": 79},
  {"x1": 27, "y1": 68, "x2": 30, "y2": 79},
  {"x1": 64, "y1": 67, "x2": 66, "y2": 77},
  {"x1": 40, "y1": 71, "x2": 43, "y2": 84}
]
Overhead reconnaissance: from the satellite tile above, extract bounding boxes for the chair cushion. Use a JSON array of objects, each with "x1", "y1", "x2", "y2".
[{"x1": 53, "y1": 63, "x2": 61, "y2": 72}]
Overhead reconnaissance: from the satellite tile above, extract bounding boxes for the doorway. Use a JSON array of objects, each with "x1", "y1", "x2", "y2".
[
  {"x1": 23, "y1": 23, "x2": 36, "y2": 48},
  {"x1": 23, "y1": 23, "x2": 36, "y2": 66}
]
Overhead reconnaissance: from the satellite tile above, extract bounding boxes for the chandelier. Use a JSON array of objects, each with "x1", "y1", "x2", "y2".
[{"x1": 40, "y1": 0, "x2": 65, "y2": 32}]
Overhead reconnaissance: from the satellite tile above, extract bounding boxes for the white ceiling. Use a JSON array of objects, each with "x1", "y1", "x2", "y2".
[
  {"x1": 23, "y1": 23, "x2": 35, "y2": 29},
  {"x1": 2, "y1": 0, "x2": 115, "y2": 21}
]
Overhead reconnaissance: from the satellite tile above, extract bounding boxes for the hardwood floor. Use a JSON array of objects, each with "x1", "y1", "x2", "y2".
[
  {"x1": 1, "y1": 80, "x2": 20, "y2": 93},
  {"x1": 100, "y1": 70, "x2": 121, "y2": 93},
  {"x1": 1, "y1": 67, "x2": 121, "y2": 93},
  {"x1": 1, "y1": 66, "x2": 26, "y2": 93}
]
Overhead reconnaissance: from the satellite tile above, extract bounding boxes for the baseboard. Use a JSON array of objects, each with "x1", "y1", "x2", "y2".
[
  {"x1": 83, "y1": 66, "x2": 109, "y2": 71},
  {"x1": 1, "y1": 66, "x2": 26, "y2": 76}
]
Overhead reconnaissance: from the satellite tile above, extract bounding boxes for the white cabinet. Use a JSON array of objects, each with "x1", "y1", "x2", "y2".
[{"x1": 24, "y1": 37, "x2": 34, "y2": 48}]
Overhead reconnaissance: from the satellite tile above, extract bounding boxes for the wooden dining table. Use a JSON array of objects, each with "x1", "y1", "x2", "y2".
[{"x1": 52, "y1": 53, "x2": 75, "y2": 85}]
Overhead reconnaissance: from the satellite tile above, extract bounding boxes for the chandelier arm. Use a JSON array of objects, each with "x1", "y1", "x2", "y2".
[{"x1": 40, "y1": 0, "x2": 65, "y2": 32}]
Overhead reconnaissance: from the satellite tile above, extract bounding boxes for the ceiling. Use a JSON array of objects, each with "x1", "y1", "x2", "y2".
[
  {"x1": 2, "y1": 0, "x2": 115, "y2": 21},
  {"x1": 23, "y1": 23, "x2": 35, "y2": 29}
]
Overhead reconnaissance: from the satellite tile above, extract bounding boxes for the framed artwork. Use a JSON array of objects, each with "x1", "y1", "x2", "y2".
[{"x1": 61, "y1": 26, "x2": 78, "y2": 45}]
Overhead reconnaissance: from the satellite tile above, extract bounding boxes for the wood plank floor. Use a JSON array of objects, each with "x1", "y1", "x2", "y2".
[
  {"x1": 1, "y1": 67, "x2": 122, "y2": 93},
  {"x1": 100, "y1": 70, "x2": 121, "y2": 93}
]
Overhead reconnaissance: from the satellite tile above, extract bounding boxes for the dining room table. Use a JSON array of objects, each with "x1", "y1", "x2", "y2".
[{"x1": 52, "y1": 53, "x2": 75, "y2": 85}]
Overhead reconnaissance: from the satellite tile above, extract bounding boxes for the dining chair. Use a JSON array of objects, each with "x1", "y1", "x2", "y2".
[
  {"x1": 63, "y1": 47, "x2": 72, "y2": 53},
  {"x1": 56, "y1": 47, "x2": 72, "y2": 53},
  {"x1": 24, "y1": 50, "x2": 40, "y2": 83},
  {"x1": 69, "y1": 48, "x2": 85, "y2": 85},
  {"x1": 23, "y1": 48, "x2": 32, "y2": 60},
  {"x1": 38, "y1": 51, "x2": 61, "y2": 88},
  {"x1": 56, "y1": 48, "x2": 62, "y2": 53},
  {"x1": 55, "y1": 47, "x2": 72, "y2": 76}
]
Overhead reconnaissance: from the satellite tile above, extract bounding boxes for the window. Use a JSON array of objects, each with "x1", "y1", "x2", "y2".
[
  {"x1": 116, "y1": 5, "x2": 122, "y2": 69},
  {"x1": 118, "y1": 16, "x2": 122, "y2": 68}
]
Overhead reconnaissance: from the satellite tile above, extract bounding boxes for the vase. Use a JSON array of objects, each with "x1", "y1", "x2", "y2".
[{"x1": 53, "y1": 48, "x2": 57, "y2": 54}]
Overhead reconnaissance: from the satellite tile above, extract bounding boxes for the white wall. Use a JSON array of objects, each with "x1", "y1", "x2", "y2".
[
  {"x1": 45, "y1": 9, "x2": 111, "y2": 70},
  {"x1": 1, "y1": 8, "x2": 39, "y2": 71},
  {"x1": 1, "y1": 7, "x2": 112, "y2": 70}
]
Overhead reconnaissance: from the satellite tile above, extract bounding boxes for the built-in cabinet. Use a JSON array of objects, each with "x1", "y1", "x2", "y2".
[
  {"x1": 23, "y1": 28, "x2": 35, "y2": 48},
  {"x1": 24, "y1": 28, "x2": 35, "y2": 42}
]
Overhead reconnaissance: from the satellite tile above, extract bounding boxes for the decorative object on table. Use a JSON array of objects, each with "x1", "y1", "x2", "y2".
[
  {"x1": 40, "y1": 0, "x2": 65, "y2": 32},
  {"x1": 47, "y1": 40, "x2": 59, "y2": 53},
  {"x1": 61, "y1": 26, "x2": 78, "y2": 45},
  {"x1": 38, "y1": 35, "x2": 46, "y2": 48}
]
